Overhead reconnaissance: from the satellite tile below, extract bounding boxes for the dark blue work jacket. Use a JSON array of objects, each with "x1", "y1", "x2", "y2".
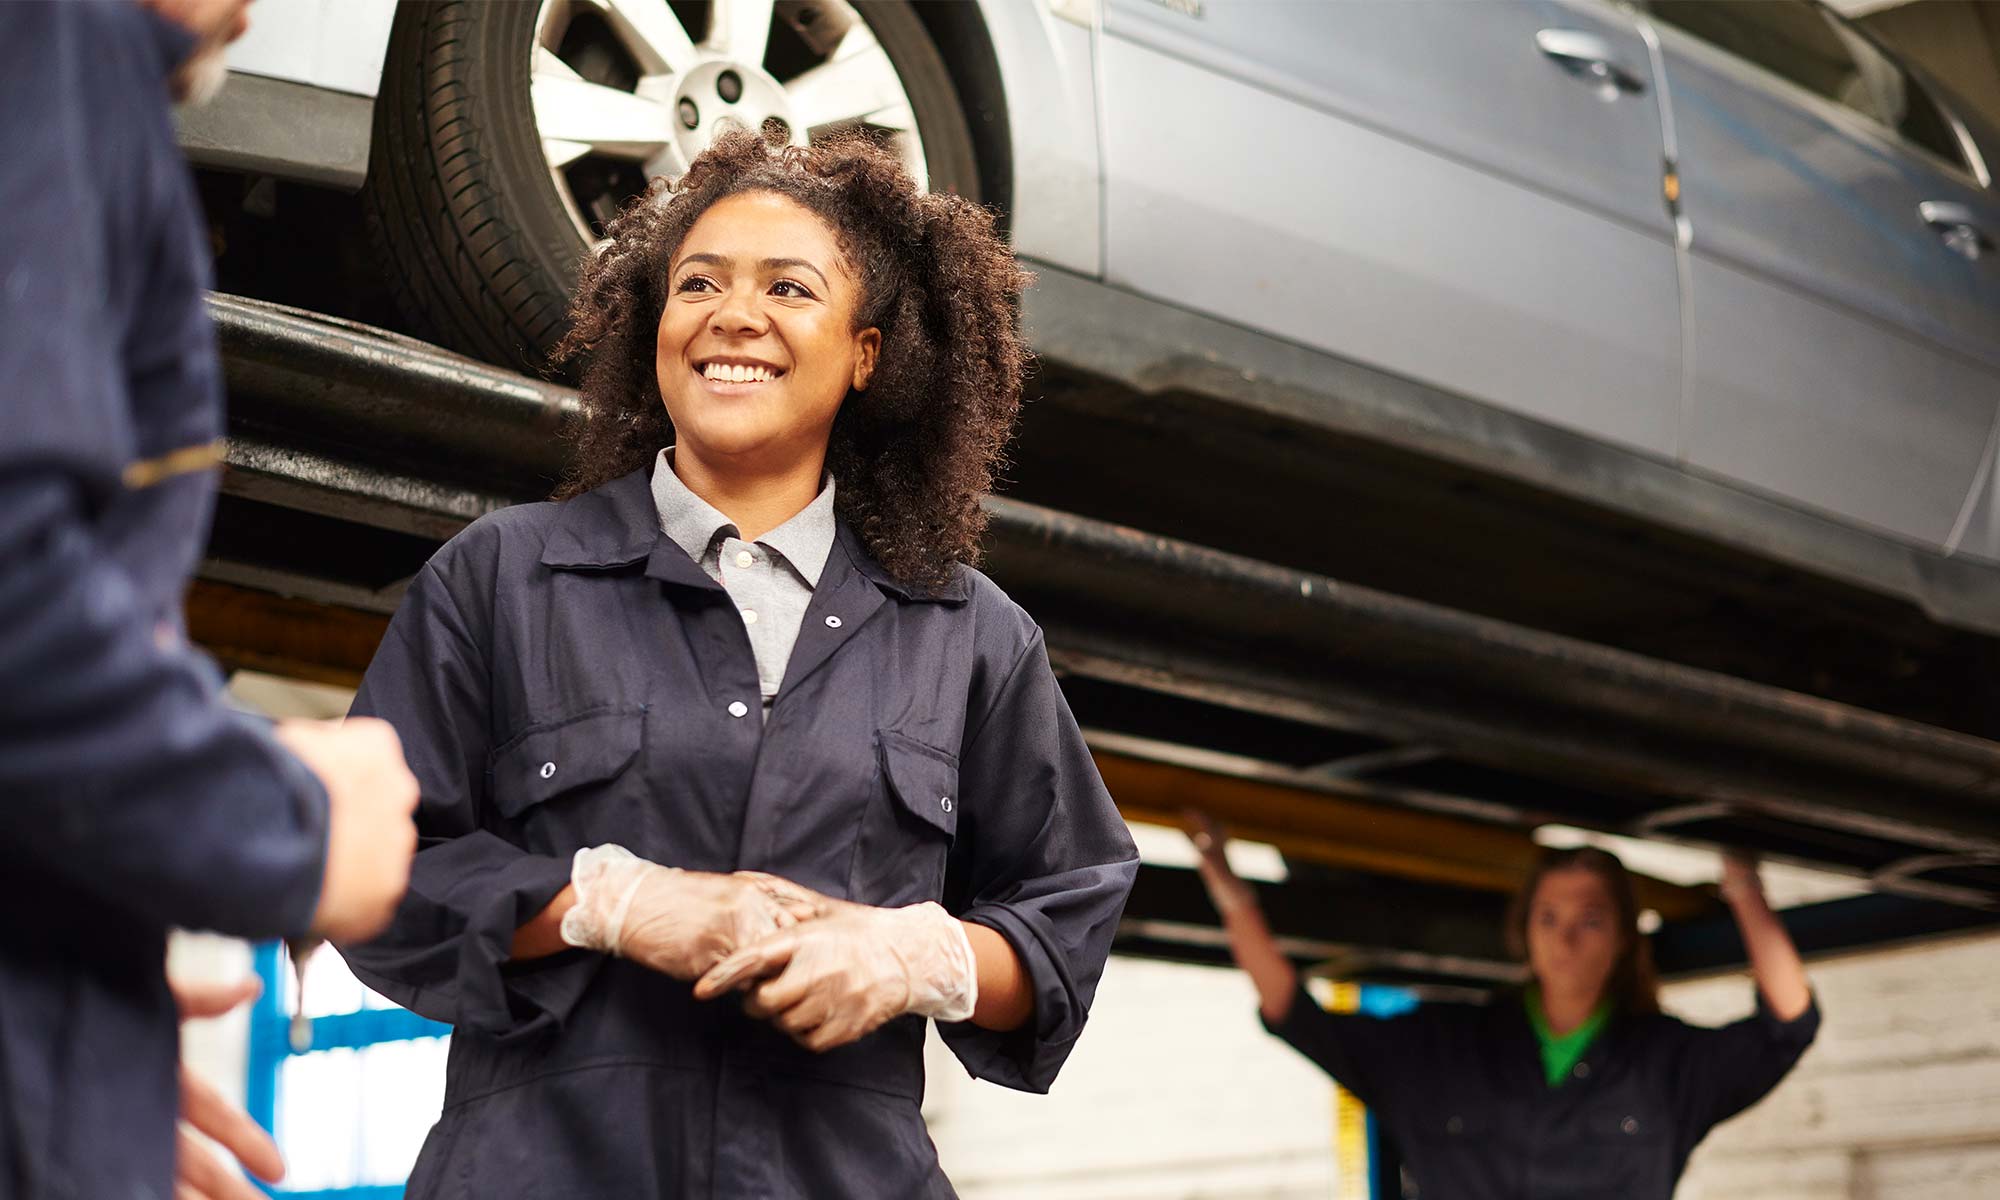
[
  {"x1": 1268, "y1": 985, "x2": 1819, "y2": 1200},
  {"x1": 0, "y1": 4, "x2": 329, "y2": 1197},
  {"x1": 343, "y1": 466, "x2": 1140, "y2": 1198}
]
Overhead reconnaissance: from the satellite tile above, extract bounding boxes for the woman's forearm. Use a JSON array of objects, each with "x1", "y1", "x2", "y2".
[
  {"x1": 1727, "y1": 880, "x2": 1811, "y2": 1021},
  {"x1": 1224, "y1": 906, "x2": 1300, "y2": 1024},
  {"x1": 1188, "y1": 816, "x2": 1299, "y2": 1022},
  {"x1": 963, "y1": 921, "x2": 1034, "y2": 1031},
  {"x1": 510, "y1": 884, "x2": 577, "y2": 961}
]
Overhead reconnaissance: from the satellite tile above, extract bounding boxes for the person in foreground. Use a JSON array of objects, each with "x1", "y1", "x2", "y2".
[
  {"x1": 340, "y1": 132, "x2": 1140, "y2": 1197},
  {"x1": 1194, "y1": 821, "x2": 1816, "y2": 1200},
  {"x1": 0, "y1": 2, "x2": 419, "y2": 1196}
]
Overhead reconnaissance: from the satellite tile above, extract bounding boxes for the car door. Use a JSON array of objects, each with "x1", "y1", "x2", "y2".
[
  {"x1": 1097, "y1": 0, "x2": 1682, "y2": 457},
  {"x1": 1643, "y1": 0, "x2": 2000, "y2": 549}
]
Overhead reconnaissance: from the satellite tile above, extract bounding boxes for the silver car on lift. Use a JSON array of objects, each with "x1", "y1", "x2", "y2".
[{"x1": 180, "y1": 0, "x2": 2000, "y2": 630}]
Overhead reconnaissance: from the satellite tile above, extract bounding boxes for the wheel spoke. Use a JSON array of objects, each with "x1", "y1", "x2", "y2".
[
  {"x1": 707, "y1": 0, "x2": 775, "y2": 65},
  {"x1": 876, "y1": 120, "x2": 927, "y2": 190},
  {"x1": 544, "y1": 137, "x2": 595, "y2": 169},
  {"x1": 857, "y1": 103, "x2": 915, "y2": 134},
  {"x1": 786, "y1": 38, "x2": 905, "y2": 131},
  {"x1": 532, "y1": 48, "x2": 674, "y2": 163},
  {"x1": 598, "y1": 0, "x2": 700, "y2": 76}
]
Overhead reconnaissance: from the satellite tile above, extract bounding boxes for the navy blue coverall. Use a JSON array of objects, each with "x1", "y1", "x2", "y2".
[
  {"x1": 0, "y1": 5, "x2": 330, "y2": 1196},
  {"x1": 342, "y1": 467, "x2": 1141, "y2": 1198}
]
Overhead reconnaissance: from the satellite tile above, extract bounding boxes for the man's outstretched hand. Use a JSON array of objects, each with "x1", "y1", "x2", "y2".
[{"x1": 172, "y1": 976, "x2": 286, "y2": 1200}]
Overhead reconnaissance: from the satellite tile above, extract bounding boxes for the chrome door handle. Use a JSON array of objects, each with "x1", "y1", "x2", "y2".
[
  {"x1": 1920, "y1": 200, "x2": 1992, "y2": 261},
  {"x1": 1535, "y1": 29, "x2": 1646, "y2": 97}
]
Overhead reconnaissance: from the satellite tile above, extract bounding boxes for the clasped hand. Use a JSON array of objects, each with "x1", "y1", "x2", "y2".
[{"x1": 560, "y1": 846, "x2": 976, "y2": 1052}]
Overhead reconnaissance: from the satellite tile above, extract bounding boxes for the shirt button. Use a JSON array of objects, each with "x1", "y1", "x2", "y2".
[
  {"x1": 735, "y1": 550, "x2": 755, "y2": 568},
  {"x1": 825, "y1": 615, "x2": 842, "y2": 629},
  {"x1": 1621, "y1": 1116, "x2": 1640, "y2": 1135},
  {"x1": 940, "y1": 796, "x2": 953, "y2": 813},
  {"x1": 1574, "y1": 1062, "x2": 1591, "y2": 1079},
  {"x1": 1445, "y1": 1116, "x2": 1464, "y2": 1135},
  {"x1": 742, "y1": 609, "x2": 759, "y2": 625},
  {"x1": 727, "y1": 701, "x2": 749, "y2": 718},
  {"x1": 539, "y1": 761, "x2": 556, "y2": 780}
]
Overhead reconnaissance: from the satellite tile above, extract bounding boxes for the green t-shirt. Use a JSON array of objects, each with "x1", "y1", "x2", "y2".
[{"x1": 1526, "y1": 987, "x2": 1611, "y2": 1087}]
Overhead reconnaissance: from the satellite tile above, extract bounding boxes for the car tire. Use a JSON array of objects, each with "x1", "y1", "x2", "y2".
[{"x1": 364, "y1": 0, "x2": 984, "y2": 373}]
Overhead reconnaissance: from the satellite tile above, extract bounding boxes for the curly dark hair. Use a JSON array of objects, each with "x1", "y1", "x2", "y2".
[{"x1": 551, "y1": 132, "x2": 1032, "y2": 588}]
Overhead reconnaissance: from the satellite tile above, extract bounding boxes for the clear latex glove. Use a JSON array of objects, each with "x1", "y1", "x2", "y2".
[
  {"x1": 1186, "y1": 810, "x2": 1260, "y2": 917},
  {"x1": 692, "y1": 900, "x2": 978, "y2": 1052},
  {"x1": 559, "y1": 844, "x2": 821, "y2": 981}
]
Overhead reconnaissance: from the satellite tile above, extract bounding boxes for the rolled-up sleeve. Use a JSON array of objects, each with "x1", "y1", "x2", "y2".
[
  {"x1": 940, "y1": 629, "x2": 1139, "y2": 1092},
  {"x1": 340, "y1": 546, "x2": 600, "y2": 1042}
]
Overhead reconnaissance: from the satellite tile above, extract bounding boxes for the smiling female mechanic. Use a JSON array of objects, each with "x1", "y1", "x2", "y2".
[
  {"x1": 340, "y1": 133, "x2": 1139, "y2": 1199},
  {"x1": 1194, "y1": 824, "x2": 1817, "y2": 1200}
]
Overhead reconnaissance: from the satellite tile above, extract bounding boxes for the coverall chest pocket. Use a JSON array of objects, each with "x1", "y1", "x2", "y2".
[
  {"x1": 849, "y1": 729, "x2": 960, "y2": 907},
  {"x1": 487, "y1": 708, "x2": 646, "y2": 854}
]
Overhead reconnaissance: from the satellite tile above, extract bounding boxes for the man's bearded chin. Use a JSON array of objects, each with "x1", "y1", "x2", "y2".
[{"x1": 173, "y1": 43, "x2": 231, "y2": 107}]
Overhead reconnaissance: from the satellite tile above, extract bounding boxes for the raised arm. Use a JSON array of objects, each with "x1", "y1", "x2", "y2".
[
  {"x1": 1720, "y1": 852, "x2": 1811, "y2": 1021},
  {"x1": 1188, "y1": 813, "x2": 1299, "y2": 1023}
]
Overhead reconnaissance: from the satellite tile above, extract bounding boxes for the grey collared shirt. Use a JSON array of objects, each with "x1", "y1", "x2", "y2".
[{"x1": 650, "y1": 448, "x2": 835, "y2": 717}]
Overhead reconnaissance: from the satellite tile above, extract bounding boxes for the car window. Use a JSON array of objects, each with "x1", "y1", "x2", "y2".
[
  {"x1": 1648, "y1": 0, "x2": 1970, "y2": 173},
  {"x1": 1831, "y1": 24, "x2": 1969, "y2": 172}
]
